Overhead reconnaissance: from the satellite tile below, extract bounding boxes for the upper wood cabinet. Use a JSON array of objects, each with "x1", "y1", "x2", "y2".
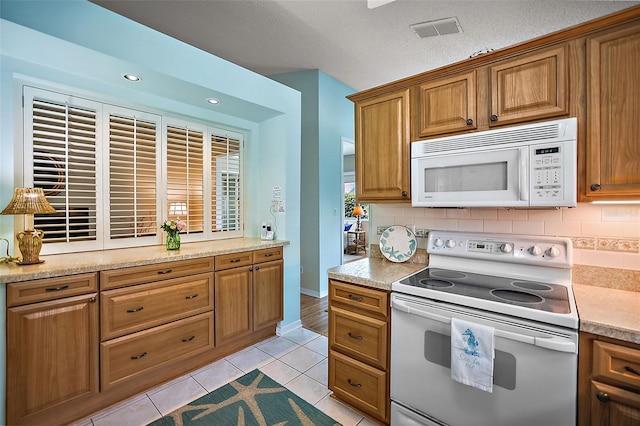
[
  {"x1": 414, "y1": 45, "x2": 569, "y2": 139},
  {"x1": 489, "y1": 44, "x2": 569, "y2": 127},
  {"x1": 354, "y1": 88, "x2": 411, "y2": 203},
  {"x1": 415, "y1": 70, "x2": 477, "y2": 137},
  {"x1": 585, "y1": 23, "x2": 640, "y2": 199}
]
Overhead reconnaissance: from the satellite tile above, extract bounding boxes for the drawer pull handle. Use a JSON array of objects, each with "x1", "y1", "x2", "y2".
[
  {"x1": 596, "y1": 391, "x2": 609, "y2": 403},
  {"x1": 347, "y1": 379, "x2": 362, "y2": 388},
  {"x1": 185, "y1": 294, "x2": 199, "y2": 300},
  {"x1": 45, "y1": 285, "x2": 69, "y2": 292},
  {"x1": 265, "y1": 253, "x2": 274, "y2": 257},
  {"x1": 131, "y1": 352, "x2": 147, "y2": 360},
  {"x1": 348, "y1": 332, "x2": 363, "y2": 340},
  {"x1": 182, "y1": 336, "x2": 195, "y2": 342},
  {"x1": 157, "y1": 269, "x2": 173, "y2": 275},
  {"x1": 348, "y1": 294, "x2": 363, "y2": 302},
  {"x1": 230, "y1": 259, "x2": 242, "y2": 263},
  {"x1": 624, "y1": 366, "x2": 640, "y2": 376},
  {"x1": 127, "y1": 307, "x2": 144, "y2": 313}
]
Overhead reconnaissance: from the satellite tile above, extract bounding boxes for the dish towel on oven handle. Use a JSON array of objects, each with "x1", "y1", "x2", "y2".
[{"x1": 451, "y1": 317, "x2": 495, "y2": 393}]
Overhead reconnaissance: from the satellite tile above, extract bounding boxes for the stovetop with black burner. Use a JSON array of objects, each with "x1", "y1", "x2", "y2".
[{"x1": 398, "y1": 267, "x2": 571, "y2": 314}]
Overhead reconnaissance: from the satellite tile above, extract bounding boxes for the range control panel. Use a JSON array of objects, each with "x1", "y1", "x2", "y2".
[{"x1": 428, "y1": 230, "x2": 572, "y2": 268}]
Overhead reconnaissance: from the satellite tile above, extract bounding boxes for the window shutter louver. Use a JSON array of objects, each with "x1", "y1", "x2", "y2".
[
  {"x1": 108, "y1": 114, "x2": 158, "y2": 239},
  {"x1": 31, "y1": 98, "x2": 98, "y2": 243},
  {"x1": 167, "y1": 125, "x2": 205, "y2": 235},
  {"x1": 211, "y1": 133, "x2": 242, "y2": 235}
]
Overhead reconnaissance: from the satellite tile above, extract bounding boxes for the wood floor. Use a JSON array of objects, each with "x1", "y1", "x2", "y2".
[{"x1": 300, "y1": 293, "x2": 328, "y2": 336}]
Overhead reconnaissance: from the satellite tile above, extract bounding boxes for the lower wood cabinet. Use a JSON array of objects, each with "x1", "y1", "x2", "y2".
[
  {"x1": 6, "y1": 274, "x2": 99, "y2": 425},
  {"x1": 5, "y1": 246, "x2": 285, "y2": 425},
  {"x1": 214, "y1": 247, "x2": 284, "y2": 346},
  {"x1": 578, "y1": 332, "x2": 640, "y2": 426},
  {"x1": 328, "y1": 279, "x2": 390, "y2": 424},
  {"x1": 101, "y1": 311, "x2": 214, "y2": 390}
]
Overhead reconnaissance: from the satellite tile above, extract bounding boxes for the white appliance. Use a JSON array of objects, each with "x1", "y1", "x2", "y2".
[
  {"x1": 390, "y1": 230, "x2": 578, "y2": 426},
  {"x1": 411, "y1": 117, "x2": 577, "y2": 208}
]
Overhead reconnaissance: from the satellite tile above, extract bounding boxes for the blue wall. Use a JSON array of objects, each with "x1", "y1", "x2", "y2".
[
  {"x1": 0, "y1": 2, "x2": 301, "y2": 423},
  {"x1": 270, "y1": 70, "x2": 354, "y2": 297}
]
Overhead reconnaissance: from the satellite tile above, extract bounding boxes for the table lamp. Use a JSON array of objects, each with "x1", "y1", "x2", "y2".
[
  {"x1": 1, "y1": 187, "x2": 56, "y2": 265},
  {"x1": 352, "y1": 204, "x2": 365, "y2": 231}
]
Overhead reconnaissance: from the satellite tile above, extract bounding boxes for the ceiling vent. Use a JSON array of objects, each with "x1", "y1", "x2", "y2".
[{"x1": 410, "y1": 17, "x2": 463, "y2": 38}]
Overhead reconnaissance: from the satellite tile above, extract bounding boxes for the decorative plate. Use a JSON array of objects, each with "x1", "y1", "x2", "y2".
[{"x1": 379, "y1": 225, "x2": 417, "y2": 263}]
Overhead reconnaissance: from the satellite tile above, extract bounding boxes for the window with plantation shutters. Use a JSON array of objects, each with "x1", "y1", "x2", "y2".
[
  {"x1": 25, "y1": 87, "x2": 101, "y2": 250},
  {"x1": 22, "y1": 86, "x2": 246, "y2": 254},
  {"x1": 166, "y1": 124, "x2": 205, "y2": 235},
  {"x1": 211, "y1": 132, "x2": 242, "y2": 236},
  {"x1": 107, "y1": 110, "x2": 160, "y2": 242}
]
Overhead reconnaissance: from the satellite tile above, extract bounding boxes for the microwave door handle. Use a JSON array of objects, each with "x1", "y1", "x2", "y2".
[{"x1": 519, "y1": 147, "x2": 529, "y2": 202}]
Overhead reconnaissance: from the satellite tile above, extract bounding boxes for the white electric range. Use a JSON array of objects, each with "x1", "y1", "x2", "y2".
[{"x1": 390, "y1": 230, "x2": 578, "y2": 426}]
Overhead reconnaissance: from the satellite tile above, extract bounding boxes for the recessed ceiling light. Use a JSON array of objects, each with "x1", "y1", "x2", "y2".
[
  {"x1": 123, "y1": 74, "x2": 141, "y2": 82},
  {"x1": 206, "y1": 98, "x2": 220, "y2": 105}
]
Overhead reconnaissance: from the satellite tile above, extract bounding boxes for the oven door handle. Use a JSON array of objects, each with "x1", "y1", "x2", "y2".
[{"x1": 392, "y1": 298, "x2": 577, "y2": 353}]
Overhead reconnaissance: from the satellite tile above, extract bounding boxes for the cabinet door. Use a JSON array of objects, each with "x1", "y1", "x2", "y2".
[
  {"x1": 6, "y1": 293, "x2": 99, "y2": 424},
  {"x1": 490, "y1": 45, "x2": 568, "y2": 126},
  {"x1": 586, "y1": 24, "x2": 640, "y2": 199},
  {"x1": 355, "y1": 89, "x2": 411, "y2": 202},
  {"x1": 416, "y1": 70, "x2": 477, "y2": 137},
  {"x1": 215, "y1": 266, "x2": 252, "y2": 345},
  {"x1": 590, "y1": 381, "x2": 640, "y2": 426},
  {"x1": 253, "y1": 259, "x2": 283, "y2": 330}
]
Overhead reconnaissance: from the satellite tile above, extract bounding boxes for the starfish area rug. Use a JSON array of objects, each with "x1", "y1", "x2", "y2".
[{"x1": 148, "y1": 369, "x2": 341, "y2": 425}]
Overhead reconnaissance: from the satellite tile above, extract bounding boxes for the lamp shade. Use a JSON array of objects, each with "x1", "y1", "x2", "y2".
[
  {"x1": 352, "y1": 204, "x2": 365, "y2": 217},
  {"x1": 1, "y1": 187, "x2": 56, "y2": 215}
]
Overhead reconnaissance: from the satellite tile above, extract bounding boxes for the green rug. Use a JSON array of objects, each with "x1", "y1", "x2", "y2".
[{"x1": 148, "y1": 369, "x2": 341, "y2": 425}]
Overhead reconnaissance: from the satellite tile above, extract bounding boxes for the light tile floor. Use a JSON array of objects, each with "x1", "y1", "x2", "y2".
[{"x1": 74, "y1": 327, "x2": 379, "y2": 426}]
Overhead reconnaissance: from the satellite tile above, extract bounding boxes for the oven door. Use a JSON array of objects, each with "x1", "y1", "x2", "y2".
[
  {"x1": 390, "y1": 293, "x2": 577, "y2": 426},
  {"x1": 411, "y1": 146, "x2": 528, "y2": 207}
]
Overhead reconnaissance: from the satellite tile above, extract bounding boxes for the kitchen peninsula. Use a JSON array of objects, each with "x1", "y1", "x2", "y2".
[
  {"x1": 1, "y1": 238, "x2": 288, "y2": 425},
  {"x1": 327, "y1": 254, "x2": 640, "y2": 425}
]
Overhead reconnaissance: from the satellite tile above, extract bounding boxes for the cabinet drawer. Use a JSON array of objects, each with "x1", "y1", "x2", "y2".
[
  {"x1": 215, "y1": 251, "x2": 253, "y2": 271},
  {"x1": 253, "y1": 246, "x2": 283, "y2": 264},
  {"x1": 101, "y1": 312, "x2": 214, "y2": 391},
  {"x1": 330, "y1": 306, "x2": 388, "y2": 369},
  {"x1": 329, "y1": 350, "x2": 387, "y2": 422},
  {"x1": 330, "y1": 280, "x2": 389, "y2": 318},
  {"x1": 593, "y1": 340, "x2": 640, "y2": 390},
  {"x1": 100, "y1": 257, "x2": 214, "y2": 290},
  {"x1": 101, "y1": 273, "x2": 213, "y2": 340},
  {"x1": 7, "y1": 273, "x2": 98, "y2": 307}
]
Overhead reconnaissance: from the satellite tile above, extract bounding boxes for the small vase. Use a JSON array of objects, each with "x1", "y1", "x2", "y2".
[{"x1": 166, "y1": 231, "x2": 180, "y2": 250}]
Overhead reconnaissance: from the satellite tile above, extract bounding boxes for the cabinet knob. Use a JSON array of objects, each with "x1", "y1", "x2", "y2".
[
  {"x1": 490, "y1": 114, "x2": 498, "y2": 122},
  {"x1": 590, "y1": 183, "x2": 601, "y2": 191},
  {"x1": 466, "y1": 118, "x2": 473, "y2": 125},
  {"x1": 401, "y1": 191, "x2": 408, "y2": 197},
  {"x1": 596, "y1": 391, "x2": 610, "y2": 403}
]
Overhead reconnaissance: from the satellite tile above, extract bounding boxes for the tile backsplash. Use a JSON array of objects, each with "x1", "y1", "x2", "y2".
[{"x1": 371, "y1": 203, "x2": 640, "y2": 271}]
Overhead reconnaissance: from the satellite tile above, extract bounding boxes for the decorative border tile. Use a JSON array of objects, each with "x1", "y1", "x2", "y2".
[
  {"x1": 572, "y1": 237, "x2": 595, "y2": 250},
  {"x1": 377, "y1": 225, "x2": 429, "y2": 238},
  {"x1": 572, "y1": 237, "x2": 639, "y2": 253}
]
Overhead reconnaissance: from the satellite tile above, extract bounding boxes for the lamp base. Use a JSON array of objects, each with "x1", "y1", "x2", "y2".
[
  {"x1": 17, "y1": 260, "x2": 45, "y2": 266},
  {"x1": 17, "y1": 229, "x2": 44, "y2": 265}
]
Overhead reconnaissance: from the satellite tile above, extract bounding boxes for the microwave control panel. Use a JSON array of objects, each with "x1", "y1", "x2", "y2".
[{"x1": 532, "y1": 145, "x2": 564, "y2": 201}]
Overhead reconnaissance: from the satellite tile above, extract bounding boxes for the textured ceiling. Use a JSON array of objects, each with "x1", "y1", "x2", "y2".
[{"x1": 91, "y1": 0, "x2": 639, "y2": 92}]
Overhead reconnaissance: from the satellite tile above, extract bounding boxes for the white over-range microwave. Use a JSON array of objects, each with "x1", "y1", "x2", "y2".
[{"x1": 411, "y1": 117, "x2": 577, "y2": 208}]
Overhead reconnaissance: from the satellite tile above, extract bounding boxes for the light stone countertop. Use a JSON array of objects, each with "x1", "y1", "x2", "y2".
[
  {"x1": 329, "y1": 257, "x2": 640, "y2": 345},
  {"x1": 328, "y1": 256, "x2": 428, "y2": 291},
  {"x1": 573, "y1": 284, "x2": 640, "y2": 344},
  {"x1": 0, "y1": 238, "x2": 289, "y2": 284}
]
